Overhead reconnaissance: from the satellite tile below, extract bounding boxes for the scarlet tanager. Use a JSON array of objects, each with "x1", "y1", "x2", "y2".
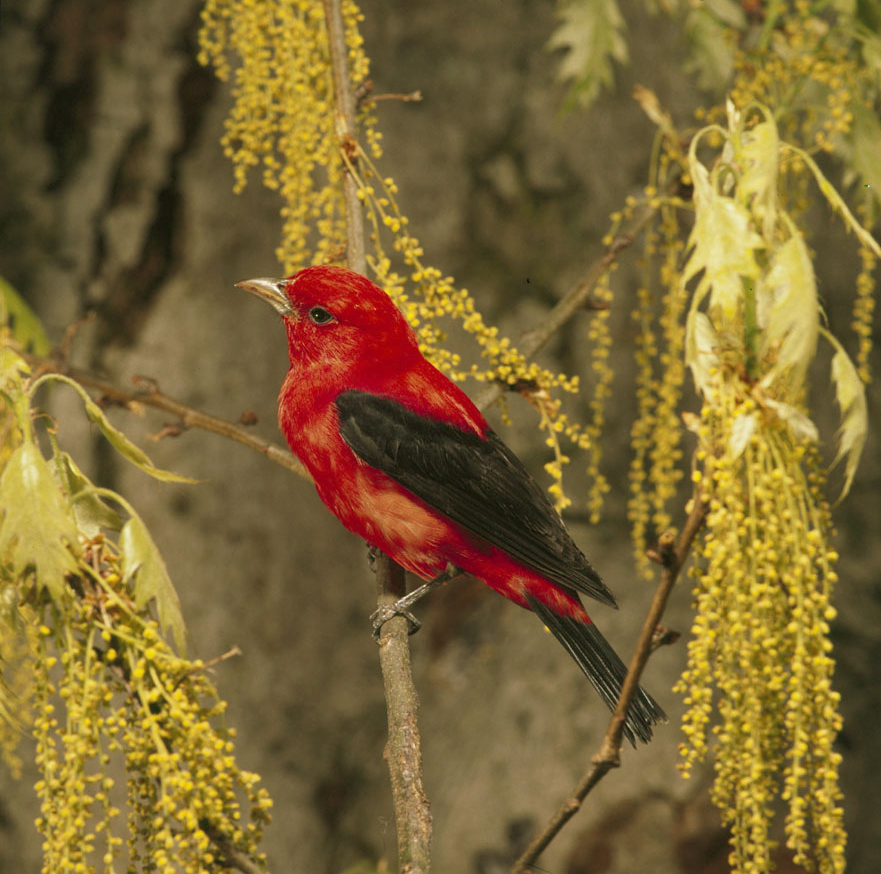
[{"x1": 237, "y1": 265, "x2": 665, "y2": 745}]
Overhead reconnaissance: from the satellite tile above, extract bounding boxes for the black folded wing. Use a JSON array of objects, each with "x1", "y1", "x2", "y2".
[{"x1": 334, "y1": 390, "x2": 616, "y2": 607}]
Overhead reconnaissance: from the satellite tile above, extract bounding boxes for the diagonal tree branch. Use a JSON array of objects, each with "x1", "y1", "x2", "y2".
[
  {"x1": 474, "y1": 192, "x2": 669, "y2": 411},
  {"x1": 507, "y1": 491, "x2": 706, "y2": 874},
  {"x1": 23, "y1": 354, "x2": 308, "y2": 479}
]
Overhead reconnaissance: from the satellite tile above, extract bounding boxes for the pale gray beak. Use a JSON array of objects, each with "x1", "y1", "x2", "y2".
[{"x1": 235, "y1": 277, "x2": 294, "y2": 317}]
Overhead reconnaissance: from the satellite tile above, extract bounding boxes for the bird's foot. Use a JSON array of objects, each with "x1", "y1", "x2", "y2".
[
  {"x1": 371, "y1": 602, "x2": 422, "y2": 639},
  {"x1": 370, "y1": 564, "x2": 463, "y2": 640}
]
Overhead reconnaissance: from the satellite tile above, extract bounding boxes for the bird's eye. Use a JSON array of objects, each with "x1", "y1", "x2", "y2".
[{"x1": 308, "y1": 306, "x2": 334, "y2": 325}]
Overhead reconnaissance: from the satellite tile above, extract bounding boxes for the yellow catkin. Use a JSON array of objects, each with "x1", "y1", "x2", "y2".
[
  {"x1": 852, "y1": 240, "x2": 876, "y2": 384},
  {"x1": 677, "y1": 400, "x2": 845, "y2": 874},
  {"x1": 27, "y1": 542, "x2": 273, "y2": 874},
  {"x1": 667, "y1": 53, "x2": 864, "y2": 868},
  {"x1": 627, "y1": 147, "x2": 689, "y2": 577}
]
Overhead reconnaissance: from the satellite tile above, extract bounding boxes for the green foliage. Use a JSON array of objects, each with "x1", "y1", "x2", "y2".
[
  {"x1": 0, "y1": 277, "x2": 51, "y2": 356},
  {"x1": 0, "y1": 346, "x2": 272, "y2": 873},
  {"x1": 0, "y1": 442, "x2": 81, "y2": 601},
  {"x1": 547, "y1": 0, "x2": 629, "y2": 108}
]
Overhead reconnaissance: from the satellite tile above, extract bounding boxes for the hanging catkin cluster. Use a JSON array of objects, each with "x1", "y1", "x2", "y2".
[{"x1": 671, "y1": 101, "x2": 875, "y2": 874}]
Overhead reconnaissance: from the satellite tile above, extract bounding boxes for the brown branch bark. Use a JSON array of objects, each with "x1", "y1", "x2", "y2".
[
  {"x1": 23, "y1": 354, "x2": 308, "y2": 479},
  {"x1": 507, "y1": 492, "x2": 707, "y2": 874},
  {"x1": 375, "y1": 558, "x2": 433, "y2": 872},
  {"x1": 322, "y1": 1, "x2": 434, "y2": 871}
]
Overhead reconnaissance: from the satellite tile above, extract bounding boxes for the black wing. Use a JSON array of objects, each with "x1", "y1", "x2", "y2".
[{"x1": 334, "y1": 390, "x2": 617, "y2": 607}]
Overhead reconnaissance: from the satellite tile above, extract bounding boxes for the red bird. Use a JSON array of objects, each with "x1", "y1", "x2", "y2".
[{"x1": 237, "y1": 265, "x2": 665, "y2": 744}]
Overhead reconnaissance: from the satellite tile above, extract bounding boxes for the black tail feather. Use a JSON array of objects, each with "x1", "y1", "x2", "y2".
[{"x1": 526, "y1": 595, "x2": 667, "y2": 746}]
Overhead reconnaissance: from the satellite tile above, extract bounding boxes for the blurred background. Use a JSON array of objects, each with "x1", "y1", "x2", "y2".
[{"x1": 1, "y1": 0, "x2": 878, "y2": 871}]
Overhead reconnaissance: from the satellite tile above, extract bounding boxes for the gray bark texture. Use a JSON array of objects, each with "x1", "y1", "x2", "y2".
[{"x1": 1, "y1": 0, "x2": 878, "y2": 872}]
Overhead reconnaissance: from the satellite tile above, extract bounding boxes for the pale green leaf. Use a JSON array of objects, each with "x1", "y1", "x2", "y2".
[
  {"x1": 57, "y1": 452, "x2": 123, "y2": 537},
  {"x1": 683, "y1": 167, "x2": 763, "y2": 320},
  {"x1": 0, "y1": 349, "x2": 32, "y2": 431},
  {"x1": 0, "y1": 348, "x2": 30, "y2": 386},
  {"x1": 704, "y1": 0, "x2": 748, "y2": 28},
  {"x1": 0, "y1": 443, "x2": 80, "y2": 600},
  {"x1": 786, "y1": 143, "x2": 881, "y2": 259},
  {"x1": 32, "y1": 374, "x2": 197, "y2": 484},
  {"x1": 685, "y1": 309, "x2": 720, "y2": 395},
  {"x1": 829, "y1": 344, "x2": 867, "y2": 500},
  {"x1": 740, "y1": 118, "x2": 778, "y2": 238},
  {"x1": 849, "y1": 103, "x2": 881, "y2": 215},
  {"x1": 828, "y1": 0, "x2": 856, "y2": 14},
  {"x1": 757, "y1": 233, "x2": 818, "y2": 389},
  {"x1": 548, "y1": 0, "x2": 629, "y2": 108},
  {"x1": 728, "y1": 410, "x2": 757, "y2": 458},
  {"x1": 0, "y1": 277, "x2": 51, "y2": 356},
  {"x1": 120, "y1": 514, "x2": 186, "y2": 652},
  {"x1": 763, "y1": 398, "x2": 819, "y2": 443},
  {"x1": 860, "y1": 27, "x2": 881, "y2": 84}
]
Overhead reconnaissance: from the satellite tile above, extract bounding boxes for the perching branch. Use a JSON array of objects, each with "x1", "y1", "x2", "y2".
[
  {"x1": 321, "y1": 1, "x2": 435, "y2": 870},
  {"x1": 507, "y1": 491, "x2": 707, "y2": 874},
  {"x1": 374, "y1": 558, "x2": 434, "y2": 873}
]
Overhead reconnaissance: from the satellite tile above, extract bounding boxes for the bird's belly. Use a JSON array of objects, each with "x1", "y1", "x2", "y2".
[{"x1": 315, "y1": 464, "x2": 451, "y2": 580}]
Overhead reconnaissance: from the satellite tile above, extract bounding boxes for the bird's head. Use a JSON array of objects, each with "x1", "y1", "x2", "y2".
[{"x1": 236, "y1": 265, "x2": 421, "y2": 381}]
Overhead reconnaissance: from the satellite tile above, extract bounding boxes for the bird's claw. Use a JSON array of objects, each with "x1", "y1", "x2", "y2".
[{"x1": 371, "y1": 603, "x2": 422, "y2": 639}]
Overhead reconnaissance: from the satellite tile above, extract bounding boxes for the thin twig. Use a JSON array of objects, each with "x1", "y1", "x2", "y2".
[
  {"x1": 322, "y1": 0, "x2": 366, "y2": 273},
  {"x1": 371, "y1": 90, "x2": 423, "y2": 103},
  {"x1": 507, "y1": 492, "x2": 707, "y2": 874},
  {"x1": 200, "y1": 821, "x2": 267, "y2": 874},
  {"x1": 474, "y1": 192, "x2": 668, "y2": 411},
  {"x1": 23, "y1": 354, "x2": 308, "y2": 479}
]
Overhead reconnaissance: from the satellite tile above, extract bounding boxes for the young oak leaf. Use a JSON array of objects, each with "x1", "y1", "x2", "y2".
[
  {"x1": 739, "y1": 116, "x2": 778, "y2": 239},
  {"x1": 758, "y1": 231, "x2": 818, "y2": 391},
  {"x1": 0, "y1": 277, "x2": 51, "y2": 357},
  {"x1": 683, "y1": 159, "x2": 764, "y2": 320},
  {"x1": 728, "y1": 409, "x2": 757, "y2": 459},
  {"x1": 0, "y1": 443, "x2": 80, "y2": 601},
  {"x1": 120, "y1": 512, "x2": 186, "y2": 652},
  {"x1": 547, "y1": 0, "x2": 628, "y2": 109},
  {"x1": 685, "y1": 308, "x2": 721, "y2": 396},
  {"x1": 57, "y1": 452, "x2": 123, "y2": 537},
  {"x1": 828, "y1": 342, "x2": 867, "y2": 501},
  {"x1": 33, "y1": 374, "x2": 196, "y2": 484},
  {"x1": 762, "y1": 398, "x2": 819, "y2": 443}
]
